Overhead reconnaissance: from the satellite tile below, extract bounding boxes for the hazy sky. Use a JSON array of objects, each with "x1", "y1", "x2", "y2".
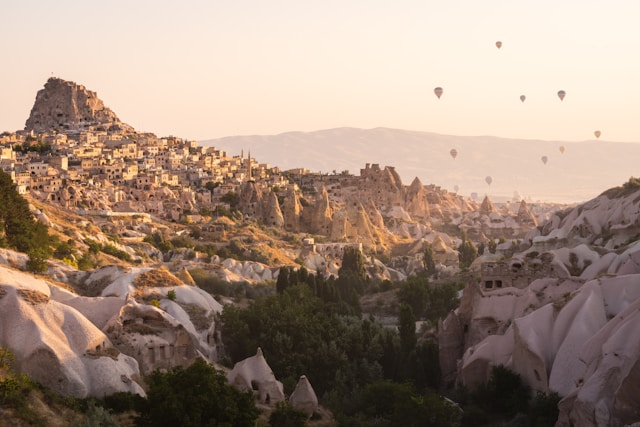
[{"x1": 3, "y1": 0, "x2": 640, "y2": 143}]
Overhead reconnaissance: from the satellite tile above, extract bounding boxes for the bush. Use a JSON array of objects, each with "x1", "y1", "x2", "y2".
[
  {"x1": 26, "y1": 248, "x2": 48, "y2": 273},
  {"x1": 137, "y1": 359, "x2": 259, "y2": 427},
  {"x1": 268, "y1": 401, "x2": 308, "y2": 427},
  {"x1": 101, "y1": 244, "x2": 132, "y2": 262}
]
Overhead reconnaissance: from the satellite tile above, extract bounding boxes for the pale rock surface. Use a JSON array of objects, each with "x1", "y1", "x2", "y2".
[
  {"x1": 227, "y1": 348, "x2": 285, "y2": 405},
  {"x1": 0, "y1": 266, "x2": 144, "y2": 398},
  {"x1": 24, "y1": 77, "x2": 132, "y2": 133},
  {"x1": 289, "y1": 375, "x2": 319, "y2": 417}
]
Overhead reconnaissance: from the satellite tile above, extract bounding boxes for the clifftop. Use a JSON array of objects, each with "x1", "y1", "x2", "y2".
[{"x1": 24, "y1": 77, "x2": 132, "y2": 133}]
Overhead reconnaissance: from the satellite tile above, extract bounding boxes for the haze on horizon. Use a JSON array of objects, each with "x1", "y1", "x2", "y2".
[{"x1": 2, "y1": 0, "x2": 640, "y2": 144}]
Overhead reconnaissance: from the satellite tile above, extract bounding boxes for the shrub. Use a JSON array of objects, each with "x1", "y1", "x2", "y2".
[
  {"x1": 269, "y1": 401, "x2": 308, "y2": 427},
  {"x1": 137, "y1": 359, "x2": 258, "y2": 427}
]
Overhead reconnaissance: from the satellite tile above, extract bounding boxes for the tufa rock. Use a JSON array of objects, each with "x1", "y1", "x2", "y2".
[
  {"x1": 227, "y1": 347, "x2": 285, "y2": 405},
  {"x1": 25, "y1": 77, "x2": 132, "y2": 133},
  {"x1": 289, "y1": 375, "x2": 319, "y2": 417}
]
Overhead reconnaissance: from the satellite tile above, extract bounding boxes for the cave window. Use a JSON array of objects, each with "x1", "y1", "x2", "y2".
[
  {"x1": 485, "y1": 281, "x2": 493, "y2": 289},
  {"x1": 496, "y1": 280, "x2": 503, "y2": 288}
]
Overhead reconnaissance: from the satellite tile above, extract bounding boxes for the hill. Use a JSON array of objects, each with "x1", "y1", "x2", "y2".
[{"x1": 202, "y1": 127, "x2": 640, "y2": 204}]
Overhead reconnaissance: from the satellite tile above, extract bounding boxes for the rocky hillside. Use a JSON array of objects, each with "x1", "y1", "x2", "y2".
[
  {"x1": 24, "y1": 77, "x2": 132, "y2": 133},
  {"x1": 440, "y1": 179, "x2": 640, "y2": 426},
  {"x1": 203, "y1": 127, "x2": 640, "y2": 203}
]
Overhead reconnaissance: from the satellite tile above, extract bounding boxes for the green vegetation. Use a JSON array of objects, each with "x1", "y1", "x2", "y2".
[
  {"x1": 457, "y1": 232, "x2": 478, "y2": 270},
  {"x1": 136, "y1": 358, "x2": 259, "y2": 427},
  {"x1": 0, "y1": 170, "x2": 53, "y2": 272},
  {"x1": 453, "y1": 365, "x2": 560, "y2": 426},
  {"x1": 268, "y1": 401, "x2": 309, "y2": 427},
  {"x1": 423, "y1": 245, "x2": 437, "y2": 276},
  {"x1": 101, "y1": 243, "x2": 132, "y2": 262},
  {"x1": 337, "y1": 381, "x2": 461, "y2": 427},
  {"x1": 397, "y1": 275, "x2": 461, "y2": 324}
]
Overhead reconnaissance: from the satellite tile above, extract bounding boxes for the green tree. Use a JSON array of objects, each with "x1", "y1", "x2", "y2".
[
  {"x1": 338, "y1": 381, "x2": 461, "y2": 427},
  {"x1": 457, "y1": 234, "x2": 478, "y2": 270},
  {"x1": 398, "y1": 304, "x2": 417, "y2": 356},
  {"x1": 268, "y1": 401, "x2": 308, "y2": 427},
  {"x1": 137, "y1": 359, "x2": 259, "y2": 427},
  {"x1": 528, "y1": 391, "x2": 560, "y2": 427},
  {"x1": 221, "y1": 191, "x2": 239, "y2": 209},
  {"x1": 426, "y1": 283, "x2": 460, "y2": 323},
  {"x1": 339, "y1": 246, "x2": 366, "y2": 283},
  {"x1": 488, "y1": 239, "x2": 497, "y2": 254},
  {"x1": 397, "y1": 275, "x2": 430, "y2": 318},
  {"x1": 0, "y1": 170, "x2": 51, "y2": 256},
  {"x1": 276, "y1": 266, "x2": 291, "y2": 294},
  {"x1": 204, "y1": 181, "x2": 220, "y2": 192},
  {"x1": 423, "y1": 245, "x2": 437, "y2": 276}
]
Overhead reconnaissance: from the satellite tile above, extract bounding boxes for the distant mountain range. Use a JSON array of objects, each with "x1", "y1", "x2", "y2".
[{"x1": 202, "y1": 127, "x2": 640, "y2": 204}]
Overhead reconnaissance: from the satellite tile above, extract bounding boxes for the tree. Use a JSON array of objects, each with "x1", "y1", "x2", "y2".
[
  {"x1": 338, "y1": 381, "x2": 461, "y2": 427},
  {"x1": 423, "y1": 245, "x2": 437, "y2": 276},
  {"x1": 488, "y1": 239, "x2": 497, "y2": 254},
  {"x1": 398, "y1": 304, "x2": 417, "y2": 356},
  {"x1": 204, "y1": 181, "x2": 219, "y2": 192},
  {"x1": 221, "y1": 191, "x2": 239, "y2": 209},
  {"x1": 397, "y1": 275, "x2": 430, "y2": 318},
  {"x1": 0, "y1": 170, "x2": 52, "y2": 260},
  {"x1": 137, "y1": 358, "x2": 259, "y2": 427},
  {"x1": 457, "y1": 236, "x2": 477, "y2": 270},
  {"x1": 339, "y1": 246, "x2": 366, "y2": 283},
  {"x1": 276, "y1": 266, "x2": 291, "y2": 294},
  {"x1": 268, "y1": 401, "x2": 308, "y2": 427}
]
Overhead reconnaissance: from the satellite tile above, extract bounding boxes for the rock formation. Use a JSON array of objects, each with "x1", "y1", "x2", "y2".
[
  {"x1": 516, "y1": 200, "x2": 537, "y2": 226},
  {"x1": 24, "y1": 77, "x2": 131, "y2": 133},
  {"x1": 449, "y1": 186, "x2": 640, "y2": 425},
  {"x1": 479, "y1": 195, "x2": 495, "y2": 215},
  {"x1": 302, "y1": 186, "x2": 333, "y2": 235},
  {"x1": 264, "y1": 191, "x2": 285, "y2": 228},
  {"x1": 289, "y1": 375, "x2": 319, "y2": 417},
  {"x1": 227, "y1": 348, "x2": 285, "y2": 405},
  {"x1": 281, "y1": 188, "x2": 303, "y2": 231},
  {"x1": 0, "y1": 266, "x2": 144, "y2": 398},
  {"x1": 405, "y1": 177, "x2": 431, "y2": 220}
]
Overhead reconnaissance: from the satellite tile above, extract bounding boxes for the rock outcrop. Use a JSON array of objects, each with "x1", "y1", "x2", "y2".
[
  {"x1": 227, "y1": 348, "x2": 285, "y2": 405},
  {"x1": 451, "y1": 186, "x2": 640, "y2": 425},
  {"x1": 289, "y1": 375, "x2": 319, "y2": 417},
  {"x1": 0, "y1": 266, "x2": 144, "y2": 398},
  {"x1": 24, "y1": 77, "x2": 132, "y2": 133}
]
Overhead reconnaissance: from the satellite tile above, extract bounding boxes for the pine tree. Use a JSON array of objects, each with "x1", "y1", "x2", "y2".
[{"x1": 0, "y1": 170, "x2": 51, "y2": 260}]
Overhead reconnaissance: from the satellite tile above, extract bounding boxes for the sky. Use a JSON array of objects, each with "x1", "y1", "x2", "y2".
[{"x1": 2, "y1": 0, "x2": 640, "y2": 144}]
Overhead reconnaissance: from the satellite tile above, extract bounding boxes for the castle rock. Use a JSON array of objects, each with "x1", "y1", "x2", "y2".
[{"x1": 24, "y1": 77, "x2": 132, "y2": 133}]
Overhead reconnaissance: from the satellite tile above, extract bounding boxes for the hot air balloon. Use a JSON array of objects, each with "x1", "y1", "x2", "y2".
[
  {"x1": 594, "y1": 130, "x2": 601, "y2": 138},
  {"x1": 541, "y1": 156, "x2": 548, "y2": 165},
  {"x1": 450, "y1": 148, "x2": 458, "y2": 159},
  {"x1": 520, "y1": 95, "x2": 526, "y2": 103},
  {"x1": 557, "y1": 90, "x2": 566, "y2": 101},
  {"x1": 559, "y1": 145, "x2": 565, "y2": 154},
  {"x1": 495, "y1": 41, "x2": 502, "y2": 49},
  {"x1": 485, "y1": 176, "x2": 492, "y2": 186},
  {"x1": 434, "y1": 87, "x2": 443, "y2": 99}
]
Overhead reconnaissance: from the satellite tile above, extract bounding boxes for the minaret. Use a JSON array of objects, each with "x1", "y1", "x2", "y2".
[{"x1": 247, "y1": 150, "x2": 253, "y2": 182}]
